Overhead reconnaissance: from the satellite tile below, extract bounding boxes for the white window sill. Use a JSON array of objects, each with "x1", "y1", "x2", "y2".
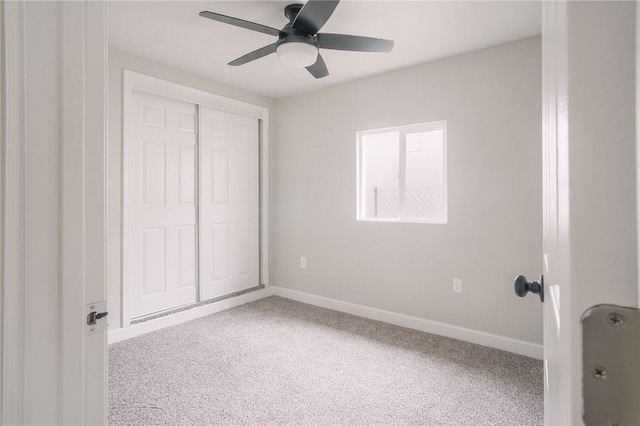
[{"x1": 356, "y1": 217, "x2": 448, "y2": 225}]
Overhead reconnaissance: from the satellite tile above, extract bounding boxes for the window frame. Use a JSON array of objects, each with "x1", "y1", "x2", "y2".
[{"x1": 356, "y1": 121, "x2": 448, "y2": 224}]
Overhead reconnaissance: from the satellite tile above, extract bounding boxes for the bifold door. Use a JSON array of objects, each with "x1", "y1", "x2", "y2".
[
  {"x1": 127, "y1": 91, "x2": 259, "y2": 319},
  {"x1": 199, "y1": 106, "x2": 259, "y2": 300}
]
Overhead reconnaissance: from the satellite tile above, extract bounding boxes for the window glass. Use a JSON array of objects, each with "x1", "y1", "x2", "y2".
[
  {"x1": 357, "y1": 122, "x2": 447, "y2": 224},
  {"x1": 362, "y1": 132, "x2": 399, "y2": 219},
  {"x1": 405, "y1": 130, "x2": 445, "y2": 220}
]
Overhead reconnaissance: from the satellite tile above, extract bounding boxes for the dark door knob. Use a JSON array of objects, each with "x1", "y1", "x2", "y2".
[{"x1": 514, "y1": 275, "x2": 544, "y2": 303}]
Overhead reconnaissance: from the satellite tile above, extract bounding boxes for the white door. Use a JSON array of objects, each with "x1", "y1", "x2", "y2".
[
  {"x1": 541, "y1": 3, "x2": 571, "y2": 422},
  {"x1": 128, "y1": 90, "x2": 198, "y2": 318},
  {"x1": 542, "y1": 2, "x2": 637, "y2": 424},
  {"x1": 199, "y1": 106, "x2": 260, "y2": 300}
]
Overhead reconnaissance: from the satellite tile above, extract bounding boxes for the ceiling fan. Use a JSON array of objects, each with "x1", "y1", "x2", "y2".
[{"x1": 199, "y1": 0, "x2": 394, "y2": 79}]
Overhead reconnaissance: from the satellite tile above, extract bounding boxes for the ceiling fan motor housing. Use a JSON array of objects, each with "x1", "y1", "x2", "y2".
[{"x1": 284, "y1": 3, "x2": 304, "y2": 22}]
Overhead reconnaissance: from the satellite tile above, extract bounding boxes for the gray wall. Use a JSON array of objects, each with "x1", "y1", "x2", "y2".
[
  {"x1": 107, "y1": 48, "x2": 277, "y2": 329},
  {"x1": 272, "y1": 37, "x2": 543, "y2": 344}
]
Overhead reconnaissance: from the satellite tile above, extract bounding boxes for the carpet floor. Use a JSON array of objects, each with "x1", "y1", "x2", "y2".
[{"x1": 109, "y1": 296, "x2": 543, "y2": 425}]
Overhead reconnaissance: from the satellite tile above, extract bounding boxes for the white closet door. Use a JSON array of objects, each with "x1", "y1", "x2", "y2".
[
  {"x1": 128, "y1": 90, "x2": 198, "y2": 318},
  {"x1": 199, "y1": 106, "x2": 259, "y2": 300}
]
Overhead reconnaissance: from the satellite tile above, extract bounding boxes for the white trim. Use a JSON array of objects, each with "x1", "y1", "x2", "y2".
[
  {"x1": 84, "y1": 3, "x2": 109, "y2": 424},
  {"x1": 637, "y1": 0, "x2": 640, "y2": 309},
  {"x1": 271, "y1": 286, "x2": 544, "y2": 360},
  {"x1": 124, "y1": 70, "x2": 268, "y2": 120},
  {"x1": 355, "y1": 131, "x2": 363, "y2": 220},
  {"x1": 121, "y1": 70, "x2": 132, "y2": 328},
  {"x1": 1, "y1": 2, "x2": 107, "y2": 423},
  {"x1": 121, "y1": 70, "x2": 270, "y2": 327},
  {"x1": 59, "y1": 2, "x2": 108, "y2": 424},
  {"x1": 60, "y1": 3, "x2": 87, "y2": 422},
  {"x1": 109, "y1": 284, "x2": 542, "y2": 360},
  {"x1": 196, "y1": 104, "x2": 202, "y2": 303},
  {"x1": 1, "y1": 1, "x2": 27, "y2": 423},
  {"x1": 109, "y1": 287, "x2": 274, "y2": 344},
  {"x1": 260, "y1": 114, "x2": 270, "y2": 287}
]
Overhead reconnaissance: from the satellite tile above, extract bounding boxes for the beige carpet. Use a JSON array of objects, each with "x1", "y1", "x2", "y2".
[{"x1": 109, "y1": 296, "x2": 543, "y2": 425}]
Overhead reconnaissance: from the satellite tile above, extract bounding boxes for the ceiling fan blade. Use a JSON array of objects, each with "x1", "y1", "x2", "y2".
[
  {"x1": 199, "y1": 11, "x2": 280, "y2": 37},
  {"x1": 292, "y1": 0, "x2": 340, "y2": 35},
  {"x1": 317, "y1": 33, "x2": 394, "y2": 52},
  {"x1": 228, "y1": 43, "x2": 277, "y2": 66},
  {"x1": 306, "y1": 53, "x2": 329, "y2": 79}
]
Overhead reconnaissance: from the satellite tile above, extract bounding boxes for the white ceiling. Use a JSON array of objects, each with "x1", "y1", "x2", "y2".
[{"x1": 108, "y1": 1, "x2": 541, "y2": 98}]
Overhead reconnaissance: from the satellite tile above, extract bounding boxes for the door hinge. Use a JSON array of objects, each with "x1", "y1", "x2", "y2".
[
  {"x1": 85, "y1": 301, "x2": 108, "y2": 335},
  {"x1": 582, "y1": 304, "x2": 640, "y2": 425}
]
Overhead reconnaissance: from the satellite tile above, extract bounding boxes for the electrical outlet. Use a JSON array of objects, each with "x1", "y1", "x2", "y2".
[
  {"x1": 300, "y1": 257, "x2": 307, "y2": 269},
  {"x1": 453, "y1": 278, "x2": 463, "y2": 294}
]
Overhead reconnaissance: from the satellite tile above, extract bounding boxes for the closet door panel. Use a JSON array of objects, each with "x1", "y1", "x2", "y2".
[
  {"x1": 199, "y1": 106, "x2": 259, "y2": 300},
  {"x1": 128, "y1": 91, "x2": 197, "y2": 318}
]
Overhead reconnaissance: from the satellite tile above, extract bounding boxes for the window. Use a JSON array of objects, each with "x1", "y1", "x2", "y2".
[{"x1": 357, "y1": 121, "x2": 447, "y2": 224}]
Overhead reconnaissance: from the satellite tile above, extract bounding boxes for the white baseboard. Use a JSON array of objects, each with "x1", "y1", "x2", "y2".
[
  {"x1": 271, "y1": 286, "x2": 543, "y2": 360},
  {"x1": 109, "y1": 285, "x2": 543, "y2": 360},
  {"x1": 108, "y1": 287, "x2": 275, "y2": 344}
]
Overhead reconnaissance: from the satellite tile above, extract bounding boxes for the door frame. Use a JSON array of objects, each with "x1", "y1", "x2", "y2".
[
  {"x1": 1, "y1": 1, "x2": 108, "y2": 424},
  {"x1": 61, "y1": 3, "x2": 109, "y2": 423},
  {"x1": 121, "y1": 70, "x2": 270, "y2": 327},
  {"x1": 1, "y1": 1, "x2": 27, "y2": 422},
  {"x1": 637, "y1": 1, "x2": 640, "y2": 309}
]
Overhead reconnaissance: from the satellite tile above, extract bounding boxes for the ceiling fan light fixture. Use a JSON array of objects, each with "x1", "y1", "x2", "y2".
[
  {"x1": 276, "y1": 41, "x2": 318, "y2": 68},
  {"x1": 200, "y1": 0, "x2": 394, "y2": 79}
]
